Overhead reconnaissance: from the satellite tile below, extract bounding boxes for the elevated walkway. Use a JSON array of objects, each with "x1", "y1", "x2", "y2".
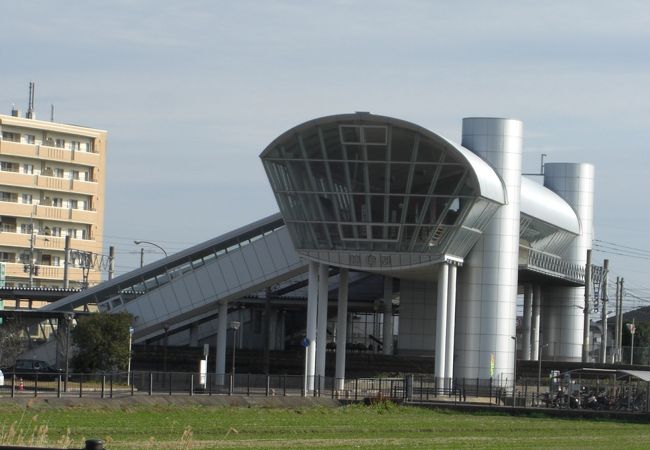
[{"x1": 42, "y1": 213, "x2": 308, "y2": 342}]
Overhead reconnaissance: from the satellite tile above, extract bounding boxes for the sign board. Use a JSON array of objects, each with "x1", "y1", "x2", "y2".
[
  {"x1": 300, "y1": 337, "x2": 310, "y2": 348},
  {"x1": 627, "y1": 323, "x2": 636, "y2": 335},
  {"x1": 203, "y1": 344, "x2": 210, "y2": 358}
]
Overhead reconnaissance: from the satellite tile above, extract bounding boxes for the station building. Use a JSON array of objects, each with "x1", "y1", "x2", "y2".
[{"x1": 33, "y1": 113, "x2": 595, "y2": 386}]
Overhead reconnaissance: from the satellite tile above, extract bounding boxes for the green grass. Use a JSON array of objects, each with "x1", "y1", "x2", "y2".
[{"x1": 2, "y1": 401, "x2": 650, "y2": 449}]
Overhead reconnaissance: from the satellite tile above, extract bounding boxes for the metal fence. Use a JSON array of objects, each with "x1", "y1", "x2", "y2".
[{"x1": 1, "y1": 370, "x2": 648, "y2": 412}]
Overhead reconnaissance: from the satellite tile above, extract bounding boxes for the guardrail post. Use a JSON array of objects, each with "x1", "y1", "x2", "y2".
[
  {"x1": 57, "y1": 375, "x2": 62, "y2": 398},
  {"x1": 34, "y1": 375, "x2": 38, "y2": 398},
  {"x1": 228, "y1": 374, "x2": 233, "y2": 396},
  {"x1": 148, "y1": 372, "x2": 153, "y2": 396},
  {"x1": 265, "y1": 375, "x2": 270, "y2": 396},
  {"x1": 283, "y1": 375, "x2": 287, "y2": 397},
  {"x1": 11, "y1": 374, "x2": 15, "y2": 398},
  {"x1": 246, "y1": 374, "x2": 250, "y2": 396},
  {"x1": 190, "y1": 374, "x2": 194, "y2": 396},
  {"x1": 110, "y1": 374, "x2": 113, "y2": 398},
  {"x1": 169, "y1": 372, "x2": 173, "y2": 396},
  {"x1": 208, "y1": 373, "x2": 213, "y2": 396},
  {"x1": 354, "y1": 378, "x2": 358, "y2": 401},
  {"x1": 131, "y1": 372, "x2": 135, "y2": 396},
  {"x1": 101, "y1": 375, "x2": 105, "y2": 398},
  {"x1": 79, "y1": 376, "x2": 83, "y2": 398}
]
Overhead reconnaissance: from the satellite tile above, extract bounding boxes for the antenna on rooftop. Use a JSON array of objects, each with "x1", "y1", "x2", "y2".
[
  {"x1": 51, "y1": 104, "x2": 55, "y2": 122},
  {"x1": 26, "y1": 81, "x2": 35, "y2": 119}
]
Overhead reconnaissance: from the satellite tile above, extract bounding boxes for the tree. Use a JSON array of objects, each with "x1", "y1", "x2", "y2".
[
  {"x1": 71, "y1": 312, "x2": 133, "y2": 372},
  {"x1": 0, "y1": 320, "x2": 27, "y2": 368}
]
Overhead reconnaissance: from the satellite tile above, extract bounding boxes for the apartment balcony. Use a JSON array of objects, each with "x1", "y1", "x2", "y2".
[
  {"x1": 0, "y1": 140, "x2": 100, "y2": 167},
  {"x1": 3, "y1": 262, "x2": 103, "y2": 284},
  {"x1": 0, "y1": 201, "x2": 36, "y2": 217},
  {"x1": 0, "y1": 232, "x2": 99, "y2": 253},
  {"x1": 0, "y1": 171, "x2": 35, "y2": 187},
  {"x1": 33, "y1": 204, "x2": 97, "y2": 224}
]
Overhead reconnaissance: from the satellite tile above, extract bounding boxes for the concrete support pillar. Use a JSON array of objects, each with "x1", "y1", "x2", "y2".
[
  {"x1": 456, "y1": 117, "x2": 523, "y2": 381},
  {"x1": 315, "y1": 263, "x2": 329, "y2": 386},
  {"x1": 531, "y1": 285, "x2": 541, "y2": 360},
  {"x1": 435, "y1": 263, "x2": 449, "y2": 383},
  {"x1": 335, "y1": 268, "x2": 349, "y2": 390},
  {"x1": 382, "y1": 276, "x2": 394, "y2": 355},
  {"x1": 306, "y1": 261, "x2": 319, "y2": 391},
  {"x1": 215, "y1": 300, "x2": 228, "y2": 385},
  {"x1": 444, "y1": 264, "x2": 458, "y2": 382},
  {"x1": 523, "y1": 284, "x2": 533, "y2": 360},
  {"x1": 189, "y1": 324, "x2": 199, "y2": 348}
]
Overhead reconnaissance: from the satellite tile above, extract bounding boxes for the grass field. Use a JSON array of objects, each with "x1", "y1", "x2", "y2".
[{"x1": 1, "y1": 400, "x2": 650, "y2": 449}]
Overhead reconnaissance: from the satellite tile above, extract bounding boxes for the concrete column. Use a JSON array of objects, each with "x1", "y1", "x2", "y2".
[
  {"x1": 306, "y1": 261, "x2": 319, "y2": 391},
  {"x1": 315, "y1": 263, "x2": 329, "y2": 386},
  {"x1": 335, "y1": 268, "x2": 349, "y2": 390},
  {"x1": 215, "y1": 300, "x2": 228, "y2": 385},
  {"x1": 189, "y1": 324, "x2": 199, "y2": 348},
  {"x1": 435, "y1": 263, "x2": 449, "y2": 382},
  {"x1": 543, "y1": 163, "x2": 594, "y2": 361},
  {"x1": 456, "y1": 117, "x2": 523, "y2": 381},
  {"x1": 523, "y1": 284, "x2": 533, "y2": 360},
  {"x1": 444, "y1": 264, "x2": 458, "y2": 382},
  {"x1": 531, "y1": 285, "x2": 541, "y2": 360},
  {"x1": 382, "y1": 276, "x2": 394, "y2": 355}
]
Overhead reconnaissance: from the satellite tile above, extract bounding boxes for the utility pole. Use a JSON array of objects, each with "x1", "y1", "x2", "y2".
[
  {"x1": 599, "y1": 259, "x2": 609, "y2": 364},
  {"x1": 582, "y1": 249, "x2": 592, "y2": 363},
  {"x1": 63, "y1": 235, "x2": 71, "y2": 288},
  {"x1": 108, "y1": 246, "x2": 115, "y2": 280},
  {"x1": 618, "y1": 278, "x2": 625, "y2": 362},
  {"x1": 614, "y1": 277, "x2": 620, "y2": 363}
]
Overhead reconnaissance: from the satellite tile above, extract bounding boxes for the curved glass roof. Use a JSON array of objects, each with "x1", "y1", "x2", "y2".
[{"x1": 260, "y1": 113, "x2": 505, "y2": 267}]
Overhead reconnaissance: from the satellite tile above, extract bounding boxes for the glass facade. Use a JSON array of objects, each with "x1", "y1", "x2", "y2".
[{"x1": 262, "y1": 118, "x2": 491, "y2": 255}]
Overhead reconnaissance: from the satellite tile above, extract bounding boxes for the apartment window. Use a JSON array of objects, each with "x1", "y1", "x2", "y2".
[
  {"x1": 25, "y1": 134, "x2": 36, "y2": 144},
  {"x1": 69, "y1": 199, "x2": 78, "y2": 209},
  {"x1": 72, "y1": 170, "x2": 80, "y2": 180},
  {"x1": 54, "y1": 168, "x2": 64, "y2": 178},
  {"x1": 23, "y1": 164, "x2": 34, "y2": 174},
  {"x1": 1, "y1": 131, "x2": 20, "y2": 142},
  {"x1": 0, "y1": 192, "x2": 17, "y2": 202},
  {"x1": 81, "y1": 228, "x2": 89, "y2": 240},
  {"x1": 53, "y1": 256, "x2": 61, "y2": 266},
  {"x1": 21, "y1": 194, "x2": 33, "y2": 204},
  {"x1": 70, "y1": 141, "x2": 81, "y2": 151},
  {"x1": 52, "y1": 227, "x2": 62, "y2": 237},
  {"x1": 67, "y1": 228, "x2": 77, "y2": 239},
  {"x1": 53, "y1": 197, "x2": 63, "y2": 207},
  {"x1": 0, "y1": 161, "x2": 19, "y2": 172},
  {"x1": 20, "y1": 224, "x2": 30, "y2": 234},
  {"x1": 55, "y1": 138, "x2": 65, "y2": 148},
  {"x1": 0, "y1": 252, "x2": 16, "y2": 263}
]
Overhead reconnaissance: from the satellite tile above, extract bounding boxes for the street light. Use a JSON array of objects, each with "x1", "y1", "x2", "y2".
[
  {"x1": 134, "y1": 240, "x2": 168, "y2": 267},
  {"x1": 127, "y1": 326, "x2": 134, "y2": 386},
  {"x1": 230, "y1": 321, "x2": 241, "y2": 394}
]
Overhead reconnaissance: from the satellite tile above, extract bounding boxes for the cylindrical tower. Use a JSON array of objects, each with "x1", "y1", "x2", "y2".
[
  {"x1": 542, "y1": 163, "x2": 595, "y2": 361},
  {"x1": 456, "y1": 117, "x2": 523, "y2": 380}
]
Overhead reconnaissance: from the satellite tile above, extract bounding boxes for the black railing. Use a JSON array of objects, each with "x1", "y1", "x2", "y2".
[{"x1": 2, "y1": 371, "x2": 648, "y2": 413}]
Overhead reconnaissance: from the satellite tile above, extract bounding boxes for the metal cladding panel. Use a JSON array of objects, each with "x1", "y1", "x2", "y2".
[
  {"x1": 520, "y1": 177, "x2": 579, "y2": 234},
  {"x1": 157, "y1": 284, "x2": 179, "y2": 316},
  {"x1": 217, "y1": 256, "x2": 240, "y2": 291},
  {"x1": 240, "y1": 243, "x2": 265, "y2": 282},
  {"x1": 228, "y1": 249, "x2": 251, "y2": 284},
  {"x1": 456, "y1": 117, "x2": 523, "y2": 380},
  {"x1": 172, "y1": 279, "x2": 193, "y2": 310},
  {"x1": 186, "y1": 271, "x2": 209, "y2": 305},
  {"x1": 204, "y1": 261, "x2": 228, "y2": 296},
  {"x1": 264, "y1": 231, "x2": 289, "y2": 271}
]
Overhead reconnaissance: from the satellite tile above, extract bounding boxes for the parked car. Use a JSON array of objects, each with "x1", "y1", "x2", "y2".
[{"x1": 6, "y1": 359, "x2": 63, "y2": 381}]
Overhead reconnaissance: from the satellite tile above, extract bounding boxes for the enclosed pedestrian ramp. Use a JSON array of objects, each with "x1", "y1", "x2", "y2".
[{"x1": 41, "y1": 213, "x2": 308, "y2": 343}]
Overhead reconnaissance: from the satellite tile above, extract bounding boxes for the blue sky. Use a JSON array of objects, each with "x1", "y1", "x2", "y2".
[{"x1": 2, "y1": 1, "x2": 650, "y2": 309}]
